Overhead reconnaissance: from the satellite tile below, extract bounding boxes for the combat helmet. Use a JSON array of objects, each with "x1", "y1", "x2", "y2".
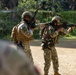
[
  {"x1": 22, "y1": 11, "x2": 33, "y2": 20},
  {"x1": 51, "y1": 16, "x2": 62, "y2": 25},
  {"x1": 0, "y1": 40, "x2": 40, "y2": 75}
]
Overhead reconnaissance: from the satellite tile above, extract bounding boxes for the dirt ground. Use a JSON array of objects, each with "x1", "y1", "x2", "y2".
[{"x1": 30, "y1": 39, "x2": 76, "y2": 75}]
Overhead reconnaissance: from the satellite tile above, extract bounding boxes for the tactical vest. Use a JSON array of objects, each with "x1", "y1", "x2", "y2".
[
  {"x1": 11, "y1": 23, "x2": 33, "y2": 44},
  {"x1": 17, "y1": 29, "x2": 33, "y2": 43},
  {"x1": 40, "y1": 25, "x2": 59, "y2": 44}
]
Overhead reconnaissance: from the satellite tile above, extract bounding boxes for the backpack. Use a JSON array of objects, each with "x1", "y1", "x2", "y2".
[{"x1": 11, "y1": 24, "x2": 19, "y2": 43}]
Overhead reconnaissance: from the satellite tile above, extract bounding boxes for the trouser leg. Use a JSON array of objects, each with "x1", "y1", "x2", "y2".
[
  {"x1": 23, "y1": 43, "x2": 33, "y2": 63},
  {"x1": 44, "y1": 49, "x2": 51, "y2": 75},
  {"x1": 51, "y1": 47, "x2": 59, "y2": 73}
]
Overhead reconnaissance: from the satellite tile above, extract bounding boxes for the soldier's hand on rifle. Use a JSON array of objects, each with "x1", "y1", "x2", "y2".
[
  {"x1": 71, "y1": 26, "x2": 75, "y2": 31},
  {"x1": 67, "y1": 26, "x2": 75, "y2": 33}
]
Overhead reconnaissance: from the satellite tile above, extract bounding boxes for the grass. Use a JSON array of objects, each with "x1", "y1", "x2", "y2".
[{"x1": 63, "y1": 36, "x2": 76, "y2": 40}]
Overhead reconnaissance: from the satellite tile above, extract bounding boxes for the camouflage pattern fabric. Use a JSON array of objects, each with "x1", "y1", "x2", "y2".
[
  {"x1": 43, "y1": 47, "x2": 59, "y2": 75},
  {"x1": 40, "y1": 25, "x2": 59, "y2": 75},
  {"x1": 11, "y1": 21, "x2": 34, "y2": 63},
  {"x1": 18, "y1": 22, "x2": 33, "y2": 38},
  {"x1": 0, "y1": 40, "x2": 40, "y2": 75},
  {"x1": 22, "y1": 42, "x2": 33, "y2": 63},
  {"x1": 17, "y1": 22, "x2": 34, "y2": 63}
]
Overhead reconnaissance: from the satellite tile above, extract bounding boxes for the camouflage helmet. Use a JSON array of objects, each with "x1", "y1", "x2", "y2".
[
  {"x1": 22, "y1": 11, "x2": 33, "y2": 20},
  {"x1": 0, "y1": 40, "x2": 40, "y2": 75},
  {"x1": 51, "y1": 16, "x2": 62, "y2": 24}
]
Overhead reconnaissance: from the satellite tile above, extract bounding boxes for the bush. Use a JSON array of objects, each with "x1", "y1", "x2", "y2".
[
  {"x1": 57, "y1": 11, "x2": 76, "y2": 23},
  {"x1": 0, "y1": 11, "x2": 21, "y2": 39},
  {"x1": 0, "y1": 10, "x2": 76, "y2": 40}
]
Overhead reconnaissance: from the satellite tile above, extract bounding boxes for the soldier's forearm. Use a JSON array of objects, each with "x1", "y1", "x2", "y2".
[{"x1": 35, "y1": 23, "x2": 46, "y2": 30}]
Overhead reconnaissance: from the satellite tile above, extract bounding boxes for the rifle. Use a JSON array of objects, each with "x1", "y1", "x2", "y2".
[
  {"x1": 29, "y1": 9, "x2": 39, "y2": 29},
  {"x1": 39, "y1": 21, "x2": 76, "y2": 30},
  {"x1": 61, "y1": 22, "x2": 76, "y2": 29},
  {"x1": 30, "y1": 4, "x2": 43, "y2": 29}
]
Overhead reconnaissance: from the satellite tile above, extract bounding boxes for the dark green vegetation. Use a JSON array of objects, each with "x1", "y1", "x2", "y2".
[
  {"x1": 0, "y1": 0, "x2": 76, "y2": 40},
  {"x1": 0, "y1": 10, "x2": 76, "y2": 40}
]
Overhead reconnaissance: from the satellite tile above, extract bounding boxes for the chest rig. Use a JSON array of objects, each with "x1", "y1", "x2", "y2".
[{"x1": 40, "y1": 25, "x2": 58, "y2": 49}]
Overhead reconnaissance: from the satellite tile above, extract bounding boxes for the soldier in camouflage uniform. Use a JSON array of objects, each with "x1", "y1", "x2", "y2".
[
  {"x1": 11, "y1": 11, "x2": 34, "y2": 63},
  {"x1": 40, "y1": 16, "x2": 73, "y2": 75},
  {"x1": 0, "y1": 40, "x2": 40, "y2": 75}
]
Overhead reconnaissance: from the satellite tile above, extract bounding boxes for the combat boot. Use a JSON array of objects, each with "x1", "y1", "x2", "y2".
[
  {"x1": 44, "y1": 73, "x2": 48, "y2": 75},
  {"x1": 54, "y1": 72, "x2": 61, "y2": 75},
  {"x1": 44, "y1": 74, "x2": 48, "y2": 75}
]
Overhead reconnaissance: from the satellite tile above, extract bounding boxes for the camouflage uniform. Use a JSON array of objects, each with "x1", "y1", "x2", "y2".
[
  {"x1": 11, "y1": 11, "x2": 34, "y2": 63},
  {"x1": 0, "y1": 40, "x2": 40, "y2": 75},
  {"x1": 41, "y1": 16, "x2": 69, "y2": 75},
  {"x1": 41, "y1": 25, "x2": 60, "y2": 75},
  {"x1": 18, "y1": 21, "x2": 34, "y2": 62}
]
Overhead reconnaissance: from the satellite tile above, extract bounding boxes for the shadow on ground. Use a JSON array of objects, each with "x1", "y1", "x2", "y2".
[{"x1": 30, "y1": 39, "x2": 76, "y2": 49}]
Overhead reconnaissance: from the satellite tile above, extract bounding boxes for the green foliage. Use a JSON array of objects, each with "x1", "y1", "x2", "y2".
[
  {"x1": 35, "y1": 10, "x2": 52, "y2": 22},
  {"x1": 70, "y1": 28, "x2": 76, "y2": 36},
  {"x1": 0, "y1": 11, "x2": 21, "y2": 39},
  {"x1": 0, "y1": 10, "x2": 76, "y2": 40},
  {"x1": 33, "y1": 30, "x2": 40, "y2": 39},
  {"x1": 18, "y1": 0, "x2": 36, "y2": 10},
  {"x1": 57, "y1": 11, "x2": 76, "y2": 23}
]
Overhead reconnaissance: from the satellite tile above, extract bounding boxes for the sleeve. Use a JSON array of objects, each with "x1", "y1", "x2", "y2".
[
  {"x1": 50, "y1": 28, "x2": 69, "y2": 38},
  {"x1": 20, "y1": 25, "x2": 33, "y2": 38},
  {"x1": 59, "y1": 28, "x2": 71, "y2": 36},
  {"x1": 34, "y1": 23, "x2": 46, "y2": 30}
]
